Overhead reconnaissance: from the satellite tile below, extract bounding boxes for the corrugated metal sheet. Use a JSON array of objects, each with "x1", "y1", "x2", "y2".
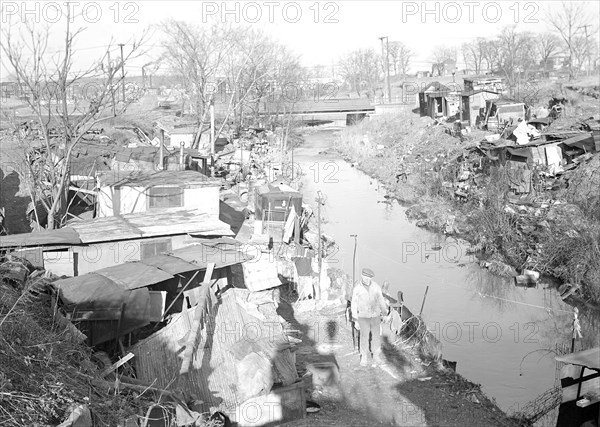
[
  {"x1": 131, "y1": 288, "x2": 297, "y2": 413},
  {"x1": 111, "y1": 170, "x2": 222, "y2": 188},
  {"x1": 94, "y1": 262, "x2": 173, "y2": 290},
  {"x1": 1, "y1": 209, "x2": 234, "y2": 249},
  {"x1": 0, "y1": 228, "x2": 82, "y2": 248},
  {"x1": 139, "y1": 254, "x2": 199, "y2": 275},
  {"x1": 169, "y1": 242, "x2": 251, "y2": 270}
]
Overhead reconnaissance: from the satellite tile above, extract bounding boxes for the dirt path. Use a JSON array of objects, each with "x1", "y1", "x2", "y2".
[{"x1": 281, "y1": 301, "x2": 518, "y2": 427}]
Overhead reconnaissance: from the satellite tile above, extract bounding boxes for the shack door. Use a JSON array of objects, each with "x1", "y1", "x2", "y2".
[
  {"x1": 418, "y1": 92, "x2": 426, "y2": 116},
  {"x1": 462, "y1": 96, "x2": 470, "y2": 123}
]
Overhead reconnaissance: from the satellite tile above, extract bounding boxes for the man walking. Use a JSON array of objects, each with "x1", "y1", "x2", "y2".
[{"x1": 351, "y1": 268, "x2": 389, "y2": 367}]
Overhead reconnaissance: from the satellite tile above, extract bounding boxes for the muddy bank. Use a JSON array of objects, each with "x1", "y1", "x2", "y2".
[
  {"x1": 280, "y1": 298, "x2": 520, "y2": 427},
  {"x1": 334, "y1": 113, "x2": 600, "y2": 316}
]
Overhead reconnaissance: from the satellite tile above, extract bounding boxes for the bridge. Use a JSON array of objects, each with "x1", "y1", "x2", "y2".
[{"x1": 259, "y1": 98, "x2": 375, "y2": 126}]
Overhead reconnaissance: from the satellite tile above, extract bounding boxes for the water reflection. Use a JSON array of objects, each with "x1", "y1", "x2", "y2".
[{"x1": 295, "y1": 129, "x2": 599, "y2": 411}]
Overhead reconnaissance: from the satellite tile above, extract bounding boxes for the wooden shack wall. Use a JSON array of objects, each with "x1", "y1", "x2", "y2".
[
  {"x1": 35, "y1": 234, "x2": 194, "y2": 277},
  {"x1": 97, "y1": 185, "x2": 219, "y2": 217}
]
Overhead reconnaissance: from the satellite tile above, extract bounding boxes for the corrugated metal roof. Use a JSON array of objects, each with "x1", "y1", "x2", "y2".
[
  {"x1": 0, "y1": 210, "x2": 234, "y2": 248},
  {"x1": 139, "y1": 254, "x2": 199, "y2": 275},
  {"x1": 94, "y1": 262, "x2": 173, "y2": 290},
  {"x1": 110, "y1": 170, "x2": 222, "y2": 188},
  {"x1": 168, "y1": 240, "x2": 251, "y2": 270},
  {"x1": 131, "y1": 288, "x2": 297, "y2": 413},
  {"x1": 69, "y1": 209, "x2": 234, "y2": 244},
  {"x1": 0, "y1": 228, "x2": 82, "y2": 248}
]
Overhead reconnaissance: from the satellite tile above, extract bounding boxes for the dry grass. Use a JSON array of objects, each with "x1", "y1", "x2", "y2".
[{"x1": 0, "y1": 270, "x2": 149, "y2": 426}]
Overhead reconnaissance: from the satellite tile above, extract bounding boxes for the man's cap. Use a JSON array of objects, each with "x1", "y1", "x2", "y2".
[{"x1": 361, "y1": 268, "x2": 374, "y2": 278}]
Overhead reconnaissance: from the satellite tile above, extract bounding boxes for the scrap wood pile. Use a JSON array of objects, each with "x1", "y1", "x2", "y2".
[
  {"x1": 382, "y1": 294, "x2": 442, "y2": 362},
  {"x1": 0, "y1": 256, "x2": 222, "y2": 427}
]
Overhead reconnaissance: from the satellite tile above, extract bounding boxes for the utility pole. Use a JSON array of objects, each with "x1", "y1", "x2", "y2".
[
  {"x1": 118, "y1": 43, "x2": 126, "y2": 103},
  {"x1": 378, "y1": 36, "x2": 392, "y2": 103},
  {"x1": 578, "y1": 25, "x2": 592, "y2": 77},
  {"x1": 107, "y1": 50, "x2": 116, "y2": 116},
  {"x1": 350, "y1": 235, "x2": 358, "y2": 287},
  {"x1": 385, "y1": 37, "x2": 392, "y2": 103},
  {"x1": 210, "y1": 100, "x2": 215, "y2": 176},
  {"x1": 316, "y1": 190, "x2": 324, "y2": 300}
]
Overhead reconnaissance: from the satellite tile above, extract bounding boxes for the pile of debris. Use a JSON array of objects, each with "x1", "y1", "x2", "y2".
[
  {"x1": 0, "y1": 234, "x2": 309, "y2": 426},
  {"x1": 0, "y1": 256, "x2": 162, "y2": 426}
]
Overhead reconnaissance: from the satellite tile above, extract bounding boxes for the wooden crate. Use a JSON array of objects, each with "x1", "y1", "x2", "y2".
[{"x1": 231, "y1": 380, "x2": 306, "y2": 427}]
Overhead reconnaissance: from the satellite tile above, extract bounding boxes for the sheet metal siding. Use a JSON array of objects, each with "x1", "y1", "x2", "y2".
[{"x1": 132, "y1": 289, "x2": 296, "y2": 413}]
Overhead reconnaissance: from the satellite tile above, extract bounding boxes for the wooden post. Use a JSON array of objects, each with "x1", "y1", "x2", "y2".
[
  {"x1": 210, "y1": 103, "x2": 215, "y2": 156},
  {"x1": 179, "y1": 263, "x2": 215, "y2": 377},
  {"x1": 350, "y1": 235, "x2": 358, "y2": 287},
  {"x1": 419, "y1": 286, "x2": 429, "y2": 317},
  {"x1": 210, "y1": 102, "x2": 215, "y2": 176},
  {"x1": 294, "y1": 216, "x2": 300, "y2": 244},
  {"x1": 159, "y1": 129, "x2": 165, "y2": 170}
]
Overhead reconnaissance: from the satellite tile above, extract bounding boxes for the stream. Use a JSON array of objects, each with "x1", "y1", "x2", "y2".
[{"x1": 292, "y1": 127, "x2": 588, "y2": 415}]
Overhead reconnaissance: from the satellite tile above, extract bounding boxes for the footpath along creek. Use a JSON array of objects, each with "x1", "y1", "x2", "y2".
[{"x1": 292, "y1": 128, "x2": 580, "y2": 414}]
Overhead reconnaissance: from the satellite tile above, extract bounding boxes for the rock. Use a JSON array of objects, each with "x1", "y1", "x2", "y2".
[
  {"x1": 565, "y1": 229, "x2": 580, "y2": 238},
  {"x1": 57, "y1": 405, "x2": 92, "y2": 427},
  {"x1": 468, "y1": 394, "x2": 481, "y2": 404},
  {"x1": 458, "y1": 170, "x2": 470, "y2": 181}
]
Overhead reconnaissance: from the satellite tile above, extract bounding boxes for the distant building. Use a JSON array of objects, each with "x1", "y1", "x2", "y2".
[
  {"x1": 463, "y1": 76, "x2": 504, "y2": 93},
  {"x1": 431, "y1": 59, "x2": 457, "y2": 77}
]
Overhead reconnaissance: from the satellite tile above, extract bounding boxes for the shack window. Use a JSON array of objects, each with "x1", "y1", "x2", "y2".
[
  {"x1": 140, "y1": 239, "x2": 172, "y2": 259},
  {"x1": 147, "y1": 186, "x2": 183, "y2": 209}
]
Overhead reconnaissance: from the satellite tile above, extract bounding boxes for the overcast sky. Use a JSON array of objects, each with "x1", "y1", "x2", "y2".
[{"x1": 1, "y1": 1, "x2": 598, "y2": 77}]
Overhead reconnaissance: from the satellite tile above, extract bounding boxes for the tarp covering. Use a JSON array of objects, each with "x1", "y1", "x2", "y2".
[{"x1": 131, "y1": 288, "x2": 297, "y2": 414}]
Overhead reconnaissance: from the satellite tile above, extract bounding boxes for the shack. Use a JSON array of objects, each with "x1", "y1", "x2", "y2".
[
  {"x1": 555, "y1": 347, "x2": 600, "y2": 427},
  {"x1": 460, "y1": 89, "x2": 500, "y2": 126},
  {"x1": 96, "y1": 169, "x2": 222, "y2": 218},
  {"x1": 418, "y1": 82, "x2": 452, "y2": 118},
  {"x1": 0, "y1": 208, "x2": 233, "y2": 276},
  {"x1": 484, "y1": 99, "x2": 526, "y2": 132},
  {"x1": 52, "y1": 237, "x2": 249, "y2": 346},
  {"x1": 254, "y1": 184, "x2": 302, "y2": 234}
]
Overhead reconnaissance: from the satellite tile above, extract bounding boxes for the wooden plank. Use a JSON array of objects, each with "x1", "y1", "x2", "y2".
[
  {"x1": 101, "y1": 352, "x2": 135, "y2": 377},
  {"x1": 179, "y1": 262, "x2": 214, "y2": 376}
]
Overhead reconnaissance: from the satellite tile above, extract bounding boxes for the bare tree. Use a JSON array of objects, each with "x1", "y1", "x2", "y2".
[
  {"x1": 431, "y1": 45, "x2": 457, "y2": 76},
  {"x1": 160, "y1": 19, "x2": 233, "y2": 128},
  {"x1": 461, "y1": 38, "x2": 487, "y2": 74},
  {"x1": 547, "y1": 1, "x2": 596, "y2": 80},
  {"x1": 1, "y1": 11, "x2": 147, "y2": 229},
  {"x1": 388, "y1": 41, "x2": 413, "y2": 77},
  {"x1": 537, "y1": 32, "x2": 562, "y2": 73},
  {"x1": 160, "y1": 21, "x2": 303, "y2": 146},
  {"x1": 496, "y1": 26, "x2": 538, "y2": 92},
  {"x1": 220, "y1": 27, "x2": 303, "y2": 132},
  {"x1": 339, "y1": 48, "x2": 380, "y2": 96}
]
